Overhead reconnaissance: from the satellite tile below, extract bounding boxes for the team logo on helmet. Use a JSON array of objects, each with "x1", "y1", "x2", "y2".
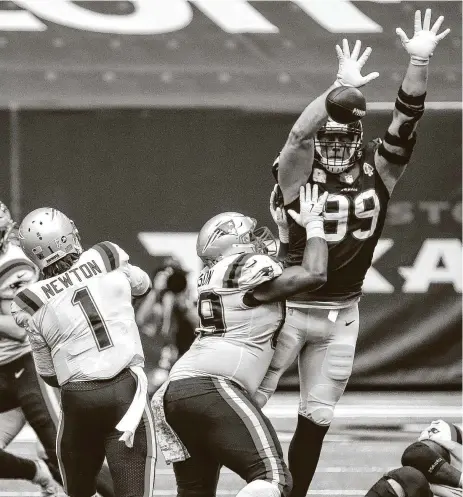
[{"x1": 203, "y1": 220, "x2": 239, "y2": 253}]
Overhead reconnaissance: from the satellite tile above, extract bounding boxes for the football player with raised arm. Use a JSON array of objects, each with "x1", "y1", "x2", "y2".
[
  {"x1": 11, "y1": 208, "x2": 156, "y2": 497},
  {"x1": 255, "y1": 9, "x2": 451, "y2": 497},
  {"x1": 151, "y1": 184, "x2": 328, "y2": 497}
]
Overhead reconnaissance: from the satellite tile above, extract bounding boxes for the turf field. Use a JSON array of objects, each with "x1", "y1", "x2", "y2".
[{"x1": 1, "y1": 391, "x2": 460, "y2": 496}]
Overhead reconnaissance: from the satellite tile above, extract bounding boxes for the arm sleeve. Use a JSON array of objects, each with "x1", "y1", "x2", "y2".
[{"x1": 105, "y1": 242, "x2": 152, "y2": 296}]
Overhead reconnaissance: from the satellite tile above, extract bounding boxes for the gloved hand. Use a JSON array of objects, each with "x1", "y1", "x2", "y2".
[
  {"x1": 335, "y1": 38, "x2": 379, "y2": 88},
  {"x1": 396, "y1": 9, "x2": 450, "y2": 65}
]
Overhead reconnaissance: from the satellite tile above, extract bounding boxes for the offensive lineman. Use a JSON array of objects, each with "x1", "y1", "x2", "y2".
[
  {"x1": 255, "y1": 9, "x2": 451, "y2": 497},
  {"x1": 11, "y1": 208, "x2": 156, "y2": 497},
  {"x1": 152, "y1": 184, "x2": 328, "y2": 497}
]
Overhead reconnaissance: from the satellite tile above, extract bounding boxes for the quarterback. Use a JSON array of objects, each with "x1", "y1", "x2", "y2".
[
  {"x1": 256, "y1": 8, "x2": 451, "y2": 497},
  {"x1": 152, "y1": 184, "x2": 328, "y2": 497},
  {"x1": 11, "y1": 208, "x2": 156, "y2": 497}
]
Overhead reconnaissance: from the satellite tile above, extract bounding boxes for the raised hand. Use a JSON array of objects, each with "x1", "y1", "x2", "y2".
[
  {"x1": 288, "y1": 184, "x2": 329, "y2": 228},
  {"x1": 396, "y1": 9, "x2": 450, "y2": 65},
  {"x1": 335, "y1": 39, "x2": 379, "y2": 88},
  {"x1": 269, "y1": 185, "x2": 288, "y2": 231},
  {"x1": 270, "y1": 184, "x2": 289, "y2": 243}
]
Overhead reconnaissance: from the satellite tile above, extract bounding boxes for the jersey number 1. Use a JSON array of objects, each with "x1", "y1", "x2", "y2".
[{"x1": 72, "y1": 287, "x2": 113, "y2": 351}]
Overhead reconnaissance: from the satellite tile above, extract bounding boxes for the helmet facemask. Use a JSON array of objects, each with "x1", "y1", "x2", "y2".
[
  {"x1": 252, "y1": 226, "x2": 277, "y2": 257},
  {"x1": 315, "y1": 119, "x2": 363, "y2": 174}
]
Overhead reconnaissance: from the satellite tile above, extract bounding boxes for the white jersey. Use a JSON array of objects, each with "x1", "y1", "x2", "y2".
[
  {"x1": 11, "y1": 241, "x2": 150, "y2": 385},
  {"x1": 169, "y1": 252, "x2": 284, "y2": 395},
  {"x1": 0, "y1": 241, "x2": 38, "y2": 365}
]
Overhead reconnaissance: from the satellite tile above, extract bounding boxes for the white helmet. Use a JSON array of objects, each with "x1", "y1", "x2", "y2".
[
  {"x1": 0, "y1": 202, "x2": 15, "y2": 254},
  {"x1": 315, "y1": 118, "x2": 363, "y2": 174},
  {"x1": 18, "y1": 208, "x2": 82, "y2": 270},
  {"x1": 196, "y1": 212, "x2": 276, "y2": 266}
]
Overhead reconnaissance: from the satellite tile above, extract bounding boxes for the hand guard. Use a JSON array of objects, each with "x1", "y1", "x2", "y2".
[
  {"x1": 334, "y1": 39, "x2": 379, "y2": 88},
  {"x1": 396, "y1": 9, "x2": 450, "y2": 65}
]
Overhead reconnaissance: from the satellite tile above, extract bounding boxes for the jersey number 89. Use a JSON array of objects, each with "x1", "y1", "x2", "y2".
[{"x1": 324, "y1": 189, "x2": 380, "y2": 243}]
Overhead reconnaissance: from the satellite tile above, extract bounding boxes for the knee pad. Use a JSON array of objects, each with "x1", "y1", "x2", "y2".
[
  {"x1": 385, "y1": 467, "x2": 432, "y2": 497},
  {"x1": 401, "y1": 441, "x2": 447, "y2": 478},
  {"x1": 236, "y1": 480, "x2": 283, "y2": 497}
]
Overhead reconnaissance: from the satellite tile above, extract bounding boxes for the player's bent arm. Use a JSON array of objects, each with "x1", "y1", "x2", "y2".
[
  {"x1": 375, "y1": 63, "x2": 427, "y2": 195},
  {"x1": 278, "y1": 85, "x2": 336, "y2": 205},
  {"x1": 252, "y1": 236, "x2": 327, "y2": 303},
  {"x1": 0, "y1": 315, "x2": 27, "y2": 341}
]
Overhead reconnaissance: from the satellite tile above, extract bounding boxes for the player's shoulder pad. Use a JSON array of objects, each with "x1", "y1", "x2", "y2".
[
  {"x1": 90, "y1": 241, "x2": 129, "y2": 273},
  {"x1": 13, "y1": 285, "x2": 45, "y2": 316},
  {"x1": 235, "y1": 254, "x2": 283, "y2": 290}
]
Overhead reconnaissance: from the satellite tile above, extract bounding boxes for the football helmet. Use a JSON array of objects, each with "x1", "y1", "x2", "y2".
[
  {"x1": 197, "y1": 212, "x2": 276, "y2": 266},
  {"x1": 0, "y1": 202, "x2": 15, "y2": 254},
  {"x1": 315, "y1": 118, "x2": 363, "y2": 174},
  {"x1": 18, "y1": 208, "x2": 82, "y2": 270}
]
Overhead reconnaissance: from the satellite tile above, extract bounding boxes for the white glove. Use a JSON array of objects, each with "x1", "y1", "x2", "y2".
[
  {"x1": 396, "y1": 9, "x2": 450, "y2": 65},
  {"x1": 269, "y1": 185, "x2": 289, "y2": 243},
  {"x1": 335, "y1": 39, "x2": 379, "y2": 88},
  {"x1": 288, "y1": 184, "x2": 328, "y2": 228}
]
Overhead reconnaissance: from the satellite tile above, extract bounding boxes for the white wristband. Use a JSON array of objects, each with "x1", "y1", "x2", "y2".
[
  {"x1": 278, "y1": 228, "x2": 289, "y2": 244},
  {"x1": 410, "y1": 56, "x2": 430, "y2": 66},
  {"x1": 305, "y1": 218, "x2": 325, "y2": 240},
  {"x1": 334, "y1": 78, "x2": 353, "y2": 88}
]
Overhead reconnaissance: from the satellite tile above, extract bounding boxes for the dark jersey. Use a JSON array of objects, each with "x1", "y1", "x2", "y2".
[{"x1": 284, "y1": 139, "x2": 390, "y2": 305}]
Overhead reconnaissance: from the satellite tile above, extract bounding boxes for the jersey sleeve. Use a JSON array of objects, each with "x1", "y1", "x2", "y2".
[
  {"x1": 237, "y1": 254, "x2": 283, "y2": 291},
  {"x1": 91, "y1": 241, "x2": 129, "y2": 272},
  {"x1": 92, "y1": 241, "x2": 151, "y2": 296},
  {"x1": 10, "y1": 300, "x2": 55, "y2": 377}
]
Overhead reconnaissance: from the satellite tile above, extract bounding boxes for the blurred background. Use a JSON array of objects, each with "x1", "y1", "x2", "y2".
[{"x1": 0, "y1": 0, "x2": 461, "y2": 392}]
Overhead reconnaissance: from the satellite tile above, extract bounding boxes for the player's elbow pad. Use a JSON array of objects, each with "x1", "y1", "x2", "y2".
[{"x1": 401, "y1": 442, "x2": 447, "y2": 479}]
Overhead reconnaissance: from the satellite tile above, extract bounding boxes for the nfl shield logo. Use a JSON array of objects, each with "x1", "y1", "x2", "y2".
[{"x1": 363, "y1": 163, "x2": 374, "y2": 176}]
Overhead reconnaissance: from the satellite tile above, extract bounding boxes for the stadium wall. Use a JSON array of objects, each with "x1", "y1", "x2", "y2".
[{"x1": 1, "y1": 107, "x2": 461, "y2": 389}]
